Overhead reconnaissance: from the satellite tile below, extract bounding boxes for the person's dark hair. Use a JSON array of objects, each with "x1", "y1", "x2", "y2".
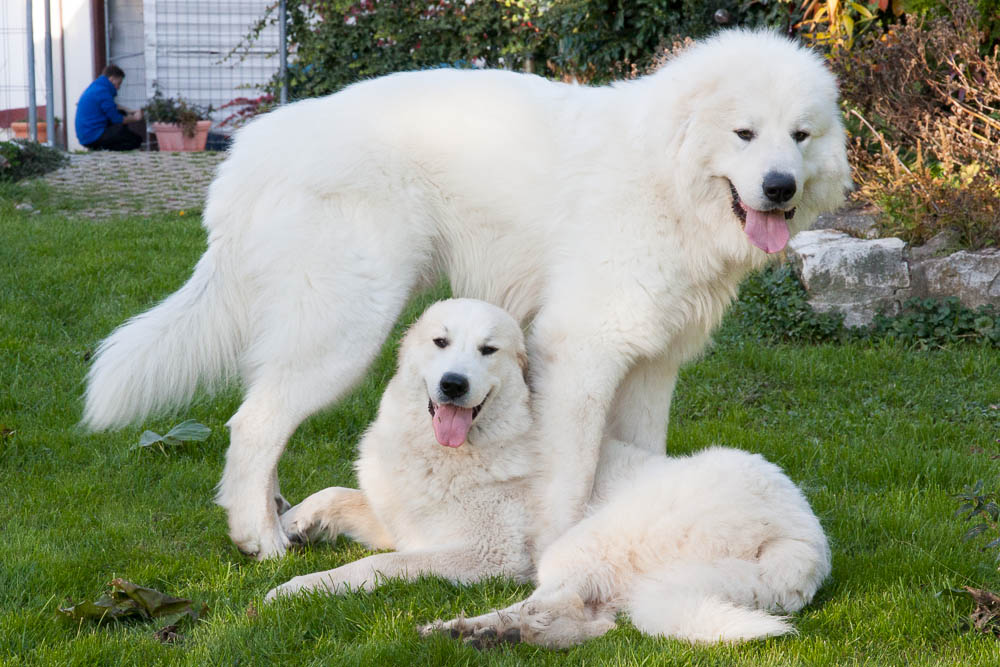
[{"x1": 102, "y1": 64, "x2": 125, "y2": 79}]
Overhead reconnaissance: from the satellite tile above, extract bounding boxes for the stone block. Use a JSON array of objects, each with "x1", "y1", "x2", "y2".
[
  {"x1": 910, "y1": 249, "x2": 1000, "y2": 309},
  {"x1": 789, "y1": 230, "x2": 910, "y2": 327},
  {"x1": 810, "y1": 205, "x2": 879, "y2": 239}
]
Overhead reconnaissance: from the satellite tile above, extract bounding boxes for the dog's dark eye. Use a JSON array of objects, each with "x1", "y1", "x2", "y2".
[
  {"x1": 735, "y1": 129, "x2": 755, "y2": 141},
  {"x1": 479, "y1": 345, "x2": 498, "y2": 356},
  {"x1": 792, "y1": 130, "x2": 810, "y2": 142},
  {"x1": 433, "y1": 337, "x2": 448, "y2": 349}
]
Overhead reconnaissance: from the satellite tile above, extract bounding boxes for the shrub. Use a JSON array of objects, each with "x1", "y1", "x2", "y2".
[
  {"x1": 725, "y1": 264, "x2": 845, "y2": 344},
  {"x1": 218, "y1": 94, "x2": 275, "y2": 129},
  {"x1": 830, "y1": 0, "x2": 1000, "y2": 250},
  {"x1": 0, "y1": 140, "x2": 68, "y2": 182},
  {"x1": 242, "y1": 0, "x2": 530, "y2": 101},
  {"x1": 235, "y1": 0, "x2": 801, "y2": 102},
  {"x1": 143, "y1": 83, "x2": 213, "y2": 137},
  {"x1": 530, "y1": 0, "x2": 797, "y2": 83},
  {"x1": 724, "y1": 264, "x2": 1000, "y2": 348},
  {"x1": 871, "y1": 297, "x2": 1000, "y2": 348}
]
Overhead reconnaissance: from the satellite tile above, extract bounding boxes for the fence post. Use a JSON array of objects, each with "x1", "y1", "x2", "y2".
[
  {"x1": 26, "y1": 0, "x2": 38, "y2": 141},
  {"x1": 44, "y1": 0, "x2": 56, "y2": 146}
]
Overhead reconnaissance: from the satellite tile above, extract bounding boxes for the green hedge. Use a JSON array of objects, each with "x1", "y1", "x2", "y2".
[
  {"x1": 244, "y1": 0, "x2": 803, "y2": 100},
  {"x1": 0, "y1": 140, "x2": 68, "y2": 183}
]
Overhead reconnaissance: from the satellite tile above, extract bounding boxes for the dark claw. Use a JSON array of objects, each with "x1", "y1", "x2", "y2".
[
  {"x1": 500, "y1": 628, "x2": 521, "y2": 644},
  {"x1": 287, "y1": 531, "x2": 305, "y2": 545}
]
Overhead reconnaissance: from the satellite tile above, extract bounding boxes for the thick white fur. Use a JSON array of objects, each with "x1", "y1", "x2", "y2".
[
  {"x1": 423, "y1": 441, "x2": 830, "y2": 647},
  {"x1": 265, "y1": 299, "x2": 537, "y2": 600},
  {"x1": 82, "y1": 29, "x2": 851, "y2": 558}
]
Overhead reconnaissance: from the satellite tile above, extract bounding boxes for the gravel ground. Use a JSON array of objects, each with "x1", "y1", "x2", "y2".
[{"x1": 42, "y1": 150, "x2": 227, "y2": 220}]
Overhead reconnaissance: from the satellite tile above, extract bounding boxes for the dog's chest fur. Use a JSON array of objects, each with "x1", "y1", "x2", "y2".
[{"x1": 355, "y1": 417, "x2": 535, "y2": 553}]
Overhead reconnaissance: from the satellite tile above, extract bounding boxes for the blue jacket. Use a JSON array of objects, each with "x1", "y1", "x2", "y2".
[{"x1": 75, "y1": 76, "x2": 124, "y2": 145}]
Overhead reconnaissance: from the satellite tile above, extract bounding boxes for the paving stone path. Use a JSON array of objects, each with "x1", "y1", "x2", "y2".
[{"x1": 43, "y1": 150, "x2": 226, "y2": 220}]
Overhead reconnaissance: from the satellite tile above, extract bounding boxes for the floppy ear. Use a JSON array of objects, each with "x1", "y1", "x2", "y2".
[{"x1": 517, "y1": 348, "x2": 530, "y2": 385}]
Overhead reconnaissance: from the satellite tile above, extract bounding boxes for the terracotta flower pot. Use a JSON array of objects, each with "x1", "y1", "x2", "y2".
[
  {"x1": 151, "y1": 120, "x2": 212, "y2": 151},
  {"x1": 11, "y1": 121, "x2": 56, "y2": 142}
]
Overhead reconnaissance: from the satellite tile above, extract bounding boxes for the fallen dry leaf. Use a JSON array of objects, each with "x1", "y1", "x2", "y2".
[
  {"x1": 961, "y1": 587, "x2": 1000, "y2": 637},
  {"x1": 57, "y1": 579, "x2": 207, "y2": 642}
]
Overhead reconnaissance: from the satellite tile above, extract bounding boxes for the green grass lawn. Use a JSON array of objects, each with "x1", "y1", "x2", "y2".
[{"x1": 3, "y1": 180, "x2": 1000, "y2": 665}]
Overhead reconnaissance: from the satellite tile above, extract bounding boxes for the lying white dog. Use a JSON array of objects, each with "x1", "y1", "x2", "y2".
[
  {"x1": 83, "y1": 29, "x2": 850, "y2": 559},
  {"x1": 267, "y1": 299, "x2": 830, "y2": 646},
  {"x1": 265, "y1": 299, "x2": 537, "y2": 600},
  {"x1": 423, "y1": 441, "x2": 830, "y2": 647}
]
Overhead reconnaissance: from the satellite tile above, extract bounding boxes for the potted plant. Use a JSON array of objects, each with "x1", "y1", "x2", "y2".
[
  {"x1": 11, "y1": 117, "x2": 60, "y2": 143},
  {"x1": 143, "y1": 84, "x2": 213, "y2": 151}
]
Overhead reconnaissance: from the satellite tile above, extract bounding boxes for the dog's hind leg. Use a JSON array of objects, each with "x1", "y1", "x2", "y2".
[
  {"x1": 217, "y1": 248, "x2": 423, "y2": 559},
  {"x1": 421, "y1": 585, "x2": 618, "y2": 649}
]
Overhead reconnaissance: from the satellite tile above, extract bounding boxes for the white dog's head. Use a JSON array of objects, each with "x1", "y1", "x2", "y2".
[
  {"x1": 397, "y1": 298, "x2": 529, "y2": 449},
  {"x1": 651, "y1": 30, "x2": 852, "y2": 257}
]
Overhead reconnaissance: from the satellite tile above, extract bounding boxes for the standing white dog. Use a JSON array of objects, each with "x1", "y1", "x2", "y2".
[
  {"x1": 82, "y1": 29, "x2": 850, "y2": 559},
  {"x1": 264, "y1": 299, "x2": 537, "y2": 601}
]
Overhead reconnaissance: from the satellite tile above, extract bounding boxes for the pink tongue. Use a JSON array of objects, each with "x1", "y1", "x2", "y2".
[
  {"x1": 744, "y1": 207, "x2": 791, "y2": 254},
  {"x1": 432, "y1": 404, "x2": 475, "y2": 448}
]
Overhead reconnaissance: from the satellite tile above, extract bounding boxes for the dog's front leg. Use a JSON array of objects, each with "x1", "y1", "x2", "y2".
[
  {"x1": 526, "y1": 325, "x2": 632, "y2": 552},
  {"x1": 280, "y1": 486, "x2": 394, "y2": 550},
  {"x1": 264, "y1": 547, "x2": 485, "y2": 601},
  {"x1": 604, "y1": 353, "x2": 678, "y2": 454}
]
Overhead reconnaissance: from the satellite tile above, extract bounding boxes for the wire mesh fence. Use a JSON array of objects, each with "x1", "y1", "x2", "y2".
[
  {"x1": 114, "y1": 0, "x2": 280, "y2": 140},
  {"x1": 1, "y1": 0, "x2": 281, "y2": 147},
  {"x1": 0, "y1": 2, "x2": 46, "y2": 140}
]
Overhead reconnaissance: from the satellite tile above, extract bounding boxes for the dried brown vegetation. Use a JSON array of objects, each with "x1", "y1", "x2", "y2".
[{"x1": 831, "y1": 2, "x2": 1000, "y2": 249}]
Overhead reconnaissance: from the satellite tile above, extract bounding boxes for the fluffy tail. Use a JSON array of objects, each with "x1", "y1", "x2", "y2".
[
  {"x1": 82, "y1": 245, "x2": 245, "y2": 430},
  {"x1": 628, "y1": 588, "x2": 793, "y2": 643},
  {"x1": 625, "y1": 547, "x2": 825, "y2": 643}
]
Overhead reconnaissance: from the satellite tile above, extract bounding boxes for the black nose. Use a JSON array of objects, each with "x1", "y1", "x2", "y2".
[
  {"x1": 439, "y1": 372, "x2": 469, "y2": 400},
  {"x1": 762, "y1": 172, "x2": 796, "y2": 204}
]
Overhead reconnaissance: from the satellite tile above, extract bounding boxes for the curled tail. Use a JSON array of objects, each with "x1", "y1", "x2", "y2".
[
  {"x1": 82, "y1": 245, "x2": 245, "y2": 430},
  {"x1": 627, "y1": 538, "x2": 829, "y2": 643},
  {"x1": 628, "y1": 588, "x2": 794, "y2": 643}
]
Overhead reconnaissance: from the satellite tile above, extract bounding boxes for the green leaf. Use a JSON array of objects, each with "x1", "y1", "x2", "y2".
[
  {"x1": 163, "y1": 419, "x2": 212, "y2": 443},
  {"x1": 57, "y1": 579, "x2": 207, "y2": 626},
  {"x1": 982, "y1": 537, "x2": 1000, "y2": 551},
  {"x1": 135, "y1": 420, "x2": 210, "y2": 450},
  {"x1": 955, "y1": 502, "x2": 976, "y2": 518},
  {"x1": 963, "y1": 523, "x2": 990, "y2": 542}
]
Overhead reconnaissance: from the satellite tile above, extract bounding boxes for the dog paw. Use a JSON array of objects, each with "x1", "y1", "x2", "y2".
[
  {"x1": 279, "y1": 505, "x2": 317, "y2": 544},
  {"x1": 233, "y1": 525, "x2": 291, "y2": 561},
  {"x1": 463, "y1": 627, "x2": 521, "y2": 650},
  {"x1": 264, "y1": 575, "x2": 310, "y2": 603},
  {"x1": 420, "y1": 615, "x2": 521, "y2": 650},
  {"x1": 419, "y1": 617, "x2": 471, "y2": 639}
]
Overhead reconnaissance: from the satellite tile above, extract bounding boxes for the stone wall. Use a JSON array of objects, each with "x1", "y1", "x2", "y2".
[{"x1": 788, "y1": 210, "x2": 1000, "y2": 327}]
